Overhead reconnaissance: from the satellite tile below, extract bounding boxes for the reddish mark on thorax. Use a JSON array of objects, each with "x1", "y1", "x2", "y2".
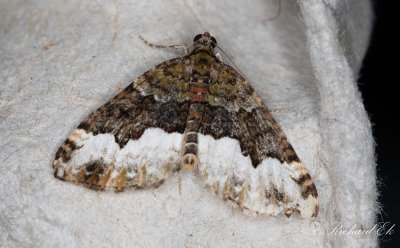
[{"x1": 190, "y1": 84, "x2": 208, "y2": 103}]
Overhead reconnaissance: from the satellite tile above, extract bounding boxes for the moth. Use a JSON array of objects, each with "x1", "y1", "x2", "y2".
[{"x1": 53, "y1": 32, "x2": 318, "y2": 218}]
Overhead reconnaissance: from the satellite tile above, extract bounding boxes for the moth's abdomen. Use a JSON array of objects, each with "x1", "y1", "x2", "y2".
[{"x1": 181, "y1": 72, "x2": 210, "y2": 170}]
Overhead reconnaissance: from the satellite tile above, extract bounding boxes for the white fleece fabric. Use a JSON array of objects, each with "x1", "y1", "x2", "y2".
[{"x1": 0, "y1": 0, "x2": 377, "y2": 247}]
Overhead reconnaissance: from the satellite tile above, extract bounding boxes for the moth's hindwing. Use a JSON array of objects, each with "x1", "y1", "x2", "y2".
[{"x1": 53, "y1": 57, "x2": 190, "y2": 190}]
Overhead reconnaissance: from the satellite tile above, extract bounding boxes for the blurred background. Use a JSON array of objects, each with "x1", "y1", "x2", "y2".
[{"x1": 358, "y1": 1, "x2": 399, "y2": 247}]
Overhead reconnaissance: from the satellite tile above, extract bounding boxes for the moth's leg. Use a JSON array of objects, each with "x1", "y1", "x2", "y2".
[
  {"x1": 215, "y1": 46, "x2": 248, "y2": 80},
  {"x1": 215, "y1": 52, "x2": 223, "y2": 62},
  {"x1": 269, "y1": 109, "x2": 281, "y2": 114},
  {"x1": 139, "y1": 35, "x2": 189, "y2": 55}
]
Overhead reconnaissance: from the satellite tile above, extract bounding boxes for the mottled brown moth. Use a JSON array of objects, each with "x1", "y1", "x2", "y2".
[{"x1": 54, "y1": 32, "x2": 318, "y2": 218}]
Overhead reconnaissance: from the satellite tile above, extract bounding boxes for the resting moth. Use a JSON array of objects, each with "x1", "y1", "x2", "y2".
[{"x1": 53, "y1": 32, "x2": 318, "y2": 218}]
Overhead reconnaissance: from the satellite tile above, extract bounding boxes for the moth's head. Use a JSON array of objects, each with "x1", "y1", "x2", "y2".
[{"x1": 192, "y1": 32, "x2": 217, "y2": 53}]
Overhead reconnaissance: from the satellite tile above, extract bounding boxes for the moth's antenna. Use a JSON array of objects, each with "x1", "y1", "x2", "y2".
[
  {"x1": 215, "y1": 45, "x2": 247, "y2": 80},
  {"x1": 139, "y1": 35, "x2": 189, "y2": 55},
  {"x1": 265, "y1": 0, "x2": 281, "y2": 22}
]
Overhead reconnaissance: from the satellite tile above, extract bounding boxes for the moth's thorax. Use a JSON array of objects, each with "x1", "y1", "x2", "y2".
[
  {"x1": 189, "y1": 51, "x2": 218, "y2": 78},
  {"x1": 190, "y1": 46, "x2": 215, "y2": 57}
]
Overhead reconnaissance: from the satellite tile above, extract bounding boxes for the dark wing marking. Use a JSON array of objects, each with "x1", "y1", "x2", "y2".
[
  {"x1": 202, "y1": 63, "x2": 300, "y2": 167},
  {"x1": 53, "y1": 57, "x2": 190, "y2": 190}
]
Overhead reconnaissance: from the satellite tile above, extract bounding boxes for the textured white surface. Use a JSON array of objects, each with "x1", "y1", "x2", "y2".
[{"x1": 0, "y1": 0, "x2": 376, "y2": 247}]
